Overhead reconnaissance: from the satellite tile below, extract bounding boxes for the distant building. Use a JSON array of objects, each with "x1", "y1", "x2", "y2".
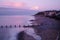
[{"x1": 31, "y1": 10, "x2": 60, "y2": 26}]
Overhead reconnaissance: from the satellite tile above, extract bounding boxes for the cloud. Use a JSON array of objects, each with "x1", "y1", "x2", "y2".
[{"x1": 0, "y1": 2, "x2": 26, "y2": 8}]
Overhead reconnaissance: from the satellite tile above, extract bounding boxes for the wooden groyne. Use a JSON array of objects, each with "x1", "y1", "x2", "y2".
[{"x1": 0, "y1": 25, "x2": 21, "y2": 28}]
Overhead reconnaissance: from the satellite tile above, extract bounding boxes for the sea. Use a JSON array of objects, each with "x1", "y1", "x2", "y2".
[
  {"x1": 0, "y1": 15, "x2": 34, "y2": 26},
  {"x1": 0, "y1": 15, "x2": 41, "y2": 40}
]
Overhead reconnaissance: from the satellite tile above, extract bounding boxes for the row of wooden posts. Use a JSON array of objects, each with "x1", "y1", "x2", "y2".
[
  {"x1": 0, "y1": 25, "x2": 21, "y2": 28},
  {"x1": 0, "y1": 25, "x2": 45, "y2": 28}
]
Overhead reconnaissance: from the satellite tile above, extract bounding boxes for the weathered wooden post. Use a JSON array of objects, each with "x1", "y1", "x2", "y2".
[
  {"x1": 19, "y1": 25, "x2": 21, "y2": 28},
  {"x1": 5, "y1": 25, "x2": 8, "y2": 28},
  {"x1": 9, "y1": 25, "x2": 12, "y2": 28},
  {"x1": 0, "y1": 25, "x2": 3, "y2": 28},
  {"x1": 14, "y1": 25, "x2": 16, "y2": 28}
]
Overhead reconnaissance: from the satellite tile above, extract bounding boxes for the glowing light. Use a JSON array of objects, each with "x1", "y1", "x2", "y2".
[
  {"x1": 0, "y1": 2, "x2": 25, "y2": 8},
  {"x1": 31, "y1": 6, "x2": 39, "y2": 10},
  {"x1": 12, "y1": 3, "x2": 25, "y2": 8}
]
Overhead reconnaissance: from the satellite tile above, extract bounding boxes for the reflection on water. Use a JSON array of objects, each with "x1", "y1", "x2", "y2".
[
  {"x1": 0, "y1": 15, "x2": 34, "y2": 26},
  {"x1": 0, "y1": 16, "x2": 41, "y2": 40},
  {"x1": 0, "y1": 27, "x2": 41, "y2": 40}
]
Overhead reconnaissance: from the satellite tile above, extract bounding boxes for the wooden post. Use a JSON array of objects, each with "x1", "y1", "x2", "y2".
[
  {"x1": 5, "y1": 25, "x2": 8, "y2": 28},
  {"x1": 9, "y1": 25, "x2": 12, "y2": 28},
  {"x1": 14, "y1": 25, "x2": 16, "y2": 28},
  {"x1": 0, "y1": 25, "x2": 3, "y2": 28},
  {"x1": 19, "y1": 25, "x2": 21, "y2": 28}
]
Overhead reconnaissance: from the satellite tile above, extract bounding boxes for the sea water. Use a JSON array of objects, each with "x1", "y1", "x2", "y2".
[{"x1": 0, "y1": 15, "x2": 41, "y2": 40}]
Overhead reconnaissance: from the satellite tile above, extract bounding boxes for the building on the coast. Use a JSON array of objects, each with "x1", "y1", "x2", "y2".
[
  {"x1": 30, "y1": 10, "x2": 60, "y2": 25},
  {"x1": 30, "y1": 10, "x2": 60, "y2": 40}
]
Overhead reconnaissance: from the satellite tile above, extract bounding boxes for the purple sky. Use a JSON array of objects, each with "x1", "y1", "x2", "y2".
[
  {"x1": 0, "y1": 0, "x2": 60, "y2": 25},
  {"x1": 0, "y1": 0, "x2": 60, "y2": 11}
]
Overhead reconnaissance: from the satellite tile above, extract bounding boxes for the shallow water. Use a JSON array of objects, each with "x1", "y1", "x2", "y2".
[
  {"x1": 0, "y1": 16, "x2": 41, "y2": 40},
  {"x1": 0, "y1": 27, "x2": 41, "y2": 40}
]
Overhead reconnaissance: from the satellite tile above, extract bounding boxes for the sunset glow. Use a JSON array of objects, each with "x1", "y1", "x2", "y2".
[
  {"x1": 11, "y1": 2, "x2": 25, "y2": 8},
  {"x1": 0, "y1": 2, "x2": 26, "y2": 8},
  {"x1": 31, "y1": 6, "x2": 39, "y2": 10},
  {"x1": 0, "y1": 0, "x2": 60, "y2": 10}
]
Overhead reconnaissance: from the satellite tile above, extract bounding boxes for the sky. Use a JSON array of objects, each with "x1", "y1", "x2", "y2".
[
  {"x1": 0, "y1": 0, "x2": 60, "y2": 25},
  {"x1": 0, "y1": 0, "x2": 60, "y2": 11}
]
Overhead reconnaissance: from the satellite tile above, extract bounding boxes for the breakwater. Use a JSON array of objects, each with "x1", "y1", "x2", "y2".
[{"x1": 0, "y1": 25, "x2": 21, "y2": 28}]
